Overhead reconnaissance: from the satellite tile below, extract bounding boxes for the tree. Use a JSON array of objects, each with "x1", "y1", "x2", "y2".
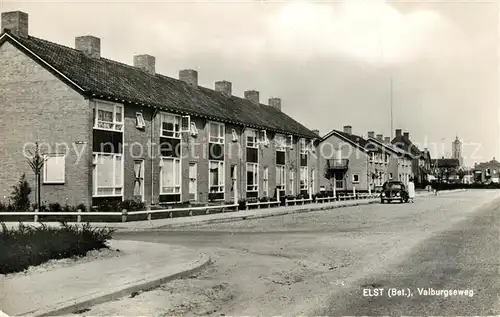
[
  {"x1": 26, "y1": 142, "x2": 46, "y2": 211},
  {"x1": 10, "y1": 173, "x2": 32, "y2": 211}
]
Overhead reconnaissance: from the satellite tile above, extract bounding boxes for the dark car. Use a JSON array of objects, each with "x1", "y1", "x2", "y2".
[{"x1": 381, "y1": 181, "x2": 409, "y2": 203}]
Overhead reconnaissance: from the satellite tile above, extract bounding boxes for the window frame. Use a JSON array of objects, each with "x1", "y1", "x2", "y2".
[
  {"x1": 190, "y1": 122, "x2": 198, "y2": 136},
  {"x1": 160, "y1": 112, "x2": 182, "y2": 139},
  {"x1": 299, "y1": 138, "x2": 307, "y2": 155},
  {"x1": 246, "y1": 129, "x2": 258, "y2": 148},
  {"x1": 276, "y1": 165, "x2": 286, "y2": 191},
  {"x1": 263, "y1": 166, "x2": 269, "y2": 196},
  {"x1": 133, "y1": 159, "x2": 145, "y2": 201},
  {"x1": 209, "y1": 121, "x2": 225, "y2": 144},
  {"x1": 352, "y1": 174, "x2": 360, "y2": 183},
  {"x1": 92, "y1": 152, "x2": 124, "y2": 197},
  {"x1": 275, "y1": 134, "x2": 287, "y2": 152},
  {"x1": 246, "y1": 162, "x2": 259, "y2": 192},
  {"x1": 94, "y1": 101, "x2": 124, "y2": 132},
  {"x1": 43, "y1": 153, "x2": 66, "y2": 184},
  {"x1": 209, "y1": 160, "x2": 225, "y2": 193},
  {"x1": 135, "y1": 112, "x2": 145, "y2": 129},
  {"x1": 159, "y1": 157, "x2": 182, "y2": 195},
  {"x1": 231, "y1": 128, "x2": 238, "y2": 142},
  {"x1": 300, "y1": 166, "x2": 308, "y2": 190},
  {"x1": 289, "y1": 169, "x2": 295, "y2": 194}
]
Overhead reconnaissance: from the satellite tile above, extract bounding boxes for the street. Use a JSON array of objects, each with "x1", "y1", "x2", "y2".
[{"x1": 80, "y1": 190, "x2": 500, "y2": 316}]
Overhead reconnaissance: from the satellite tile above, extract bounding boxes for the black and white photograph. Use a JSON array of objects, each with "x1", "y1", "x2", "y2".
[{"x1": 0, "y1": 0, "x2": 499, "y2": 315}]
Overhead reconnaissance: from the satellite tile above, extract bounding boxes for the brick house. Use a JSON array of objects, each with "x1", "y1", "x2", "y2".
[
  {"x1": 391, "y1": 129, "x2": 428, "y2": 187},
  {"x1": 473, "y1": 158, "x2": 500, "y2": 184},
  {"x1": 0, "y1": 11, "x2": 319, "y2": 209}
]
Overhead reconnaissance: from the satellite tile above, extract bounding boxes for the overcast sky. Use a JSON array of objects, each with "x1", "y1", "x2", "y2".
[{"x1": 2, "y1": 0, "x2": 498, "y2": 167}]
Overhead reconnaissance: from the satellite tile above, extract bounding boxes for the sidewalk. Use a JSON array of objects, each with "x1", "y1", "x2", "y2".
[
  {"x1": 0, "y1": 190, "x2": 465, "y2": 233},
  {"x1": 0, "y1": 240, "x2": 210, "y2": 317}
]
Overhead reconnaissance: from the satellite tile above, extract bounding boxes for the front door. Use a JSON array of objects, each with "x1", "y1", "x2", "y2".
[{"x1": 189, "y1": 162, "x2": 197, "y2": 201}]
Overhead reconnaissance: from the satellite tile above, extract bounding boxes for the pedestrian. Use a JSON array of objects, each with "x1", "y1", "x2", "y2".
[{"x1": 408, "y1": 177, "x2": 416, "y2": 203}]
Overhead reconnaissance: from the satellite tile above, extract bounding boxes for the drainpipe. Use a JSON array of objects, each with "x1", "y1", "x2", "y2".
[{"x1": 150, "y1": 108, "x2": 159, "y2": 205}]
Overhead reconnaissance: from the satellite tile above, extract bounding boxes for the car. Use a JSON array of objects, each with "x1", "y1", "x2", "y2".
[{"x1": 380, "y1": 181, "x2": 409, "y2": 204}]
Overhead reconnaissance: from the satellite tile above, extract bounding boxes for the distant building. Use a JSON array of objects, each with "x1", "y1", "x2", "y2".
[
  {"x1": 452, "y1": 136, "x2": 463, "y2": 167},
  {"x1": 474, "y1": 158, "x2": 500, "y2": 184}
]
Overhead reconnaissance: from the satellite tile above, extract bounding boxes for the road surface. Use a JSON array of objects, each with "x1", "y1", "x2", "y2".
[{"x1": 79, "y1": 190, "x2": 500, "y2": 316}]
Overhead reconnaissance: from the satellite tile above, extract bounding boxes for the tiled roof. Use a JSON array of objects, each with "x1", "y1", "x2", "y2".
[
  {"x1": 1, "y1": 31, "x2": 317, "y2": 138},
  {"x1": 391, "y1": 135, "x2": 422, "y2": 158},
  {"x1": 433, "y1": 158, "x2": 460, "y2": 168},
  {"x1": 334, "y1": 130, "x2": 370, "y2": 150}
]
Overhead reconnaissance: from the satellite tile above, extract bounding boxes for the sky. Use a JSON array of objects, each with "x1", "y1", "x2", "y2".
[{"x1": 1, "y1": 0, "x2": 498, "y2": 167}]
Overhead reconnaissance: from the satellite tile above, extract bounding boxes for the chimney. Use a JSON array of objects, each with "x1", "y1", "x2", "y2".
[
  {"x1": 395, "y1": 129, "x2": 402, "y2": 137},
  {"x1": 215, "y1": 81, "x2": 232, "y2": 97},
  {"x1": 133, "y1": 54, "x2": 155, "y2": 75},
  {"x1": 343, "y1": 126, "x2": 352, "y2": 134},
  {"x1": 367, "y1": 131, "x2": 375, "y2": 139},
  {"x1": 1, "y1": 11, "x2": 28, "y2": 38},
  {"x1": 269, "y1": 98, "x2": 281, "y2": 111},
  {"x1": 312, "y1": 129, "x2": 320, "y2": 136},
  {"x1": 384, "y1": 137, "x2": 391, "y2": 143},
  {"x1": 75, "y1": 36, "x2": 101, "y2": 59},
  {"x1": 179, "y1": 69, "x2": 198, "y2": 87},
  {"x1": 244, "y1": 90, "x2": 260, "y2": 105},
  {"x1": 403, "y1": 132, "x2": 409, "y2": 139},
  {"x1": 376, "y1": 134, "x2": 383, "y2": 141}
]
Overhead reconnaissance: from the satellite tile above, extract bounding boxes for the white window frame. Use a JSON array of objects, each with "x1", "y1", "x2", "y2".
[
  {"x1": 190, "y1": 122, "x2": 198, "y2": 136},
  {"x1": 275, "y1": 134, "x2": 287, "y2": 152},
  {"x1": 135, "y1": 112, "x2": 145, "y2": 129},
  {"x1": 259, "y1": 130, "x2": 269, "y2": 146},
  {"x1": 209, "y1": 160, "x2": 225, "y2": 193},
  {"x1": 209, "y1": 121, "x2": 225, "y2": 144},
  {"x1": 92, "y1": 153, "x2": 124, "y2": 197},
  {"x1": 246, "y1": 129, "x2": 258, "y2": 148},
  {"x1": 180, "y1": 115, "x2": 191, "y2": 133},
  {"x1": 300, "y1": 166, "x2": 308, "y2": 191},
  {"x1": 160, "y1": 112, "x2": 181, "y2": 139},
  {"x1": 246, "y1": 162, "x2": 259, "y2": 192},
  {"x1": 289, "y1": 170, "x2": 295, "y2": 194},
  {"x1": 276, "y1": 165, "x2": 286, "y2": 191},
  {"x1": 159, "y1": 157, "x2": 182, "y2": 194},
  {"x1": 133, "y1": 160, "x2": 145, "y2": 201},
  {"x1": 352, "y1": 174, "x2": 360, "y2": 183},
  {"x1": 299, "y1": 138, "x2": 308, "y2": 155},
  {"x1": 263, "y1": 166, "x2": 269, "y2": 196},
  {"x1": 43, "y1": 153, "x2": 65, "y2": 184},
  {"x1": 94, "y1": 101, "x2": 123, "y2": 132},
  {"x1": 188, "y1": 162, "x2": 198, "y2": 201},
  {"x1": 231, "y1": 128, "x2": 238, "y2": 142},
  {"x1": 287, "y1": 135, "x2": 294, "y2": 149}
]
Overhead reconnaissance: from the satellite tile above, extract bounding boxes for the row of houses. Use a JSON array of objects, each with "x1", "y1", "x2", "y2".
[{"x1": 0, "y1": 11, "x2": 434, "y2": 209}]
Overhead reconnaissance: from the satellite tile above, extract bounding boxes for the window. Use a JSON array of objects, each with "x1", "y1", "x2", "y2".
[
  {"x1": 180, "y1": 115, "x2": 191, "y2": 133},
  {"x1": 136, "y1": 112, "x2": 145, "y2": 129},
  {"x1": 160, "y1": 157, "x2": 181, "y2": 194},
  {"x1": 300, "y1": 166, "x2": 308, "y2": 190},
  {"x1": 299, "y1": 138, "x2": 307, "y2": 155},
  {"x1": 190, "y1": 122, "x2": 198, "y2": 136},
  {"x1": 263, "y1": 166, "x2": 269, "y2": 196},
  {"x1": 352, "y1": 174, "x2": 359, "y2": 183},
  {"x1": 189, "y1": 162, "x2": 197, "y2": 201},
  {"x1": 93, "y1": 153, "x2": 123, "y2": 196},
  {"x1": 275, "y1": 134, "x2": 287, "y2": 152},
  {"x1": 259, "y1": 130, "x2": 269, "y2": 146},
  {"x1": 231, "y1": 129, "x2": 238, "y2": 142},
  {"x1": 209, "y1": 161, "x2": 224, "y2": 193},
  {"x1": 209, "y1": 122, "x2": 225, "y2": 144},
  {"x1": 94, "y1": 102, "x2": 123, "y2": 132},
  {"x1": 276, "y1": 165, "x2": 286, "y2": 191},
  {"x1": 160, "y1": 113, "x2": 181, "y2": 138},
  {"x1": 289, "y1": 170, "x2": 295, "y2": 194},
  {"x1": 287, "y1": 135, "x2": 294, "y2": 149},
  {"x1": 43, "y1": 154, "x2": 65, "y2": 184},
  {"x1": 246, "y1": 129, "x2": 258, "y2": 148},
  {"x1": 133, "y1": 160, "x2": 145, "y2": 201},
  {"x1": 246, "y1": 163, "x2": 258, "y2": 192}
]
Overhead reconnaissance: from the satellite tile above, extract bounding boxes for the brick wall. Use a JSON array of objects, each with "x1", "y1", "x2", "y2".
[{"x1": 0, "y1": 41, "x2": 91, "y2": 207}]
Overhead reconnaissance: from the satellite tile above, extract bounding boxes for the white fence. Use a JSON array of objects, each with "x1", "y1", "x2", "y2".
[{"x1": 0, "y1": 193, "x2": 381, "y2": 223}]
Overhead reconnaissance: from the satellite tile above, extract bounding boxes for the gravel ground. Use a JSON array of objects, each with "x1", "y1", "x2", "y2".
[{"x1": 74, "y1": 190, "x2": 500, "y2": 316}]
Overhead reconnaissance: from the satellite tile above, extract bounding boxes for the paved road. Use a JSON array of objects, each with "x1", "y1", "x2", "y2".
[{"x1": 101, "y1": 190, "x2": 500, "y2": 316}]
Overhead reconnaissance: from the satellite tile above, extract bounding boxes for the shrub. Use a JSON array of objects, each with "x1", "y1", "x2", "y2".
[
  {"x1": 259, "y1": 196, "x2": 270, "y2": 202},
  {"x1": 238, "y1": 199, "x2": 247, "y2": 210},
  {"x1": 120, "y1": 199, "x2": 145, "y2": 212},
  {"x1": 76, "y1": 203, "x2": 87, "y2": 212},
  {"x1": 10, "y1": 174, "x2": 31, "y2": 211},
  {"x1": 48, "y1": 203, "x2": 62, "y2": 213},
  {"x1": 0, "y1": 222, "x2": 115, "y2": 274}
]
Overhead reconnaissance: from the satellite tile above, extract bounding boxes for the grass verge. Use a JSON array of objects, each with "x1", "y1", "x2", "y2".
[{"x1": 0, "y1": 222, "x2": 115, "y2": 275}]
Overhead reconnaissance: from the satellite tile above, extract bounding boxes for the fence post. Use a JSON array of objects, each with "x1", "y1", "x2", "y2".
[
  {"x1": 34, "y1": 208, "x2": 39, "y2": 223},
  {"x1": 121, "y1": 209, "x2": 128, "y2": 222},
  {"x1": 77, "y1": 209, "x2": 82, "y2": 223}
]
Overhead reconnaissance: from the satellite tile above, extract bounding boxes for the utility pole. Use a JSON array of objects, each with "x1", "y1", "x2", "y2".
[{"x1": 390, "y1": 76, "x2": 394, "y2": 139}]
